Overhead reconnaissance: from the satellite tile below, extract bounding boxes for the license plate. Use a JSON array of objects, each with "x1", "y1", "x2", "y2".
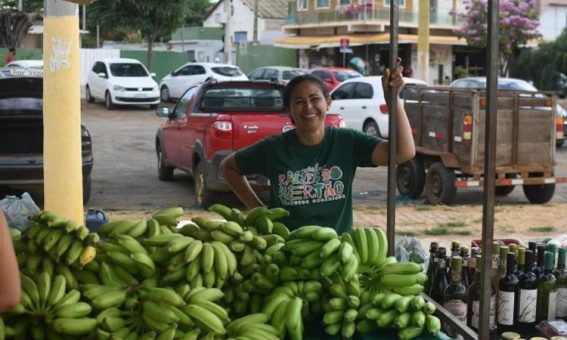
[{"x1": 134, "y1": 93, "x2": 146, "y2": 98}]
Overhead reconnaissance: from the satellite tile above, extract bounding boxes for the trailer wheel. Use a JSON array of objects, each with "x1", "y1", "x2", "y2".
[
  {"x1": 396, "y1": 158, "x2": 425, "y2": 198},
  {"x1": 495, "y1": 174, "x2": 516, "y2": 196},
  {"x1": 425, "y1": 162, "x2": 457, "y2": 205},
  {"x1": 523, "y1": 173, "x2": 555, "y2": 204}
]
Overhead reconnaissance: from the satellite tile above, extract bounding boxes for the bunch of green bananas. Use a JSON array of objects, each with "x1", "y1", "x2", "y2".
[
  {"x1": 321, "y1": 273, "x2": 362, "y2": 338},
  {"x1": 2, "y1": 272, "x2": 97, "y2": 338},
  {"x1": 96, "y1": 207, "x2": 184, "y2": 240},
  {"x1": 357, "y1": 291, "x2": 441, "y2": 339},
  {"x1": 226, "y1": 313, "x2": 279, "y2": 340}
]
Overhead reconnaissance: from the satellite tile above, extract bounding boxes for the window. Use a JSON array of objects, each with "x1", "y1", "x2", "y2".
[
  {"x1": 339, "y1": 0, "x2": 350, "y2": 4},
  {"x1": 331, "y1": 82, "x2": 356, "y2": 100},
  {"x1": 297, "y1": 0, "x2": 307, "y2": 10},
  {"x1": 234, "y1": 31, "x2": 248, "y2": 43},
  {"x1": 211, "y1": 66, "x2": 243, "y2": 77},
  {"x1": 313, "y1": 70, "x2": 331, "y2": 81},
  {"x1": 190, "y1": 66, "x2": 206, "y2": 75},
  {"x1": 248, "y1": 69, "x2": 265, "y2": 80},
  {"x1": 109, "y1": 63, "x2": 149, "y2": 77},
  {"x1": 383, "y1": 0, "x2": 406, "y2": 8},
  {"x1": 263, "y1": 69, "x2": 278, "y2": 80},
  {"x1": 175, "y1": 66, "x2": 192, "y2": 76},
  {"x1": 353, "y1": 83, "x2": 373, "y2": 99},
  {"x1": 316, "y1": 0, "x2": 330, "y2": 8},
  {"x1": 175, "y1": 86, "x2": 199, "y2": 118},
  {"x1": 201, "y1": 87, "x2": 284, "y2": 111}
]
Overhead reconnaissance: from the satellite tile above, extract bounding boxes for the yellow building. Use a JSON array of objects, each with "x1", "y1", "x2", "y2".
[{"x1": 274, "y1": 0, "x2": 473, "y2": 84}]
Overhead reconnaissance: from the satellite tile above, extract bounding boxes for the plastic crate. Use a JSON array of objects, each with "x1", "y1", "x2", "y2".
[{"x1": 470, "y1": 238, "x2": 523, "y2": 249}]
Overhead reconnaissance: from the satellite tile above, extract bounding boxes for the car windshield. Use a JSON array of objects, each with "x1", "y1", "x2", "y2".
[
  {"x1": 109, "y1": 63, "x2": 149, "y2": 77},
  {"x1": 334, "y1": 71, "x2": 361, "y2": 82},
  {"x1": 498, "y1": 80, "x2": 538, "y2": 91},
  {"x1": 201, "y1": 87, "x2": 284, "y2": 111},
  {"x1": 211, "y1": 67, "x2": 243, "y2": 77},
  {"x1": 282, "y1": 70, "x2": 306, "y2": 80}
]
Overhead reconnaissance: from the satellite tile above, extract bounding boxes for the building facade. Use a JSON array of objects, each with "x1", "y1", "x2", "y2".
[
  {"x1": 276, "y1": 0, "x2": 471, "y2": 84},
  {"x1": 537, "y1": 0, "x2": 567, "y2": 41}
]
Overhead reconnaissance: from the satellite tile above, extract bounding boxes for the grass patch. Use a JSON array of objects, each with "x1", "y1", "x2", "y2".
[
  {"x1": 414, "y1": 205, "x2": 432, "y2": 211},
  {"x1": 437, "y1": 221, "x2": 466, "y2": 228},
  {"x1": 424, "y1": 227, "x2": 449, "y2": 236},
  {"x1": 396, "y1": 230, "x2": 419, "y2": 237},
  {"x1": 529, "y1": 226, "x2": 556, "y2": 233},
  {"x1": 453, "y1": 230, "x2": 472, "y2": 236}
]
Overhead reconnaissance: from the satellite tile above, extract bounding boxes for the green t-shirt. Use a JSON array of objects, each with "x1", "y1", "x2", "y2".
[{"x1": 235, "y1": 127, "x2": 381, "y2": 234}]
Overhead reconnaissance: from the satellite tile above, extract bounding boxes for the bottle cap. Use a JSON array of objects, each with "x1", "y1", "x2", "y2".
[
  {"x1": 499, "y1": 246, "x2": 509, "y2": 257},
  {"x1": 451, "y1": 256, "x2": 462, "y2": 271},
  {"x1": 517, "y1": 247, "x2": 525, "y2": 264},
  {"x1": 524, "y1": 250, "x2": 534, "y2": 269},
  {"x1": 501, "y1": 332, "x2": 521, "y2": 339},
  {"x1": 430, "y1": 242, "x2": 439, "y2": 251},
  {"x1": 545, "y1": 251, "x2": 554, "y2": 270},
  {"x1": 548, "y1": 243, "x2": 557, "y2": 253},
  {"x1": 558, "y1": 247, "x2": 566, "y2": 265}
]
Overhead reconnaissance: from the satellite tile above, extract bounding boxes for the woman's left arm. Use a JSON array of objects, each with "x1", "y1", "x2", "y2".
[{"x1": 372, "y1": 65, "x2": 416, "y2": 166}]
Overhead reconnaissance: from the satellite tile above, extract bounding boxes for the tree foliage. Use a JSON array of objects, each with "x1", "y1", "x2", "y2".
[
  {"x1": 453, "y1": 0, "x2": 540, "y2": 76},
  {"x1": 0, "y1": 10, "x2": 32, "y2": 48},
  {"x1": 88, "y1": 0, "x2": 190, "y2": 69},
  {"x1": 514, "y1": 30, "x2": 567, "y2": 91}
]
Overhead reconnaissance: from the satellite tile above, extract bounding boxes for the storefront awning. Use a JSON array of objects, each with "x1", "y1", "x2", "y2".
[{"x1": 273, "y1": 33, "x2": 467, "y2": 49}]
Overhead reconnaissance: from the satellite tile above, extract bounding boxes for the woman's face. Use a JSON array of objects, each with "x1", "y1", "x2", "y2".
[{"x1": 289, "y1": 80, "x2": 331, "y2": 134}]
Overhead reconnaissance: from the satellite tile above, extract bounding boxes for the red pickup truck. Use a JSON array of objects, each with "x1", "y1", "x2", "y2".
[{"x1": 155, "y1": 80, "x2": 345, "y2": 208}]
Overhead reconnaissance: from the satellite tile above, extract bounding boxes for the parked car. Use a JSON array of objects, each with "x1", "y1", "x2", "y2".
[
  {"x1": 552, "y1": 72, "x2": 567, "y2": 98},
  {"x1": 450, "y1": 77, "x2": 567, "y2": 147},
  {"x1": 328, "y1": 76, "x2": 428, "y2": 138},
  {"x1": 159, "y1": 62, "x2": 248, "y2": 102},
  {"x1": 247, "y1": 66, "x2": 308, "y2": 85},
  {"x1": 310, "y1": 67, "x2": 362, "y2": 92},
  {"x1": 0, "y1": 68, "x2": 93, "y2": 203},
  {"x1": 155, "y1": 80, "x2": 345, "y2": 208},
  {"x1": 5, "y1": 60, "x2": 43, "y2": 69},
  {"x1": 85, "y1": 58, "x2": 160, "y2": 110}
]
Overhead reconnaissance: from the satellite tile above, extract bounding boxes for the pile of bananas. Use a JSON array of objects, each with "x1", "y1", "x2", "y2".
[{"x1": 1, "y1": 204, "x2": 444, "y2": 339}]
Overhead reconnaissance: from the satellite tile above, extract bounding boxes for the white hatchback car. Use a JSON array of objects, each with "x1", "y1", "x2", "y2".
[
  {"x1": 159, "y1": 62, "x2": 248, "y2": 102},
  {"x1": 328, "y1": 76, "x2": 428, "y2": 138},
  {"x1": 85, "y1": 58, "x2": 160, "y2": 110},
  {"x1": 5, "y1": 60, "x2": 43, "y2": 69}
]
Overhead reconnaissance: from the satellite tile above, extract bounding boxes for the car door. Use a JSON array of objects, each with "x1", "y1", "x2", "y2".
[
  {"x1": 91, "y1": 62, "x2": 106, "y2": 98},
  {"x1": 164, "y1": 86, "x2": 200, "y2": 169},
  {"x1": 248, "y1": 68, "x2": 265, "y2": 81},
  {"x1": 351, "y1": 82, "x2": 383, "y2": 135},
  {"x1": 329, "y1": 82, "x2": 357, "y2": 128},
  {"x1": 168, "y1": 65, "x2": 192, "y2": 99},
  {"x1": 177, "y1": 85, "x2": 209, "y2": 171},
  {"x1": 262, "y1": 68, "x2": 278, "y2": 82}
]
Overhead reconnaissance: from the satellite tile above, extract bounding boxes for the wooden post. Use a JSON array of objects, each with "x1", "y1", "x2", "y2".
[
  {"x1": 43, "y1": 0, "x2": 84, "y2": 224},
  {"x1": 417, "y1": 0, "x2": 430, "y2": 82}
]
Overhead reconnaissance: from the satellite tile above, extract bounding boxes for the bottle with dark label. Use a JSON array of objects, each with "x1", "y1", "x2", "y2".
[
  {"x1": 533, "y1": 244, "x2": 547, "y2": 278},
  {"x1": 516, "y1": 250, "x2": 537, "y2": 333},
  {"x1": 444, "y1": 256, "x2": 467, "y2": 336},
  {"x1": 536, "y1": 251, "x2": 557, "y2": 322},
  {"x1": 424, "y1": 241, "x2": 439, "y2": 296},
  {"x1": 494, "y1": 246, "x2": 509, "y2": 295},
  {"x1": 460, "y1": 246, "x2": 470, "y2": 288},
  {"x1": 554, "y1": 247, "x2": 567, "y2": 319},
  {"x1": 515, "y1": 247, "x2": 526, "y2": 277},
  {"x1": 498, "y1": 253, "x2": 518, "y2": 333},
  {"x1": 430, "y1": 252, "x2": 448, "y2": 304},
  {"x1": 467, "y1": 255, "x2": 496, "y2": 332}
]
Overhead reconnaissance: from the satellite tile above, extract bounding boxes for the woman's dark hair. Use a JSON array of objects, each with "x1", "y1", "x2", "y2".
[{"x1": 283, "y1": 73, "x2": 329, "y2": 110}]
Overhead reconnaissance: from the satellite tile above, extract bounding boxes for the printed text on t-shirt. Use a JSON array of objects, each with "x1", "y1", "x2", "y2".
[{"x1": 278, "y1": 163, "x2": 346, "y2": 206}]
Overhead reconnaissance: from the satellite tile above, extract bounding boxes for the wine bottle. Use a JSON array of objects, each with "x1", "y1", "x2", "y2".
[
  {"x1": 554, "y1": 247, "x2": 567, "y2": 319},
  {"x1": 492, "y1": 242, "x2": 501, "y2": 292},
  {"x1": 498, "y1": 253, "x2": 518, "y2": 334},
  {"x1": 460, "y1": 246, "x2": 470, "y2": 288},
  {"x1": 528, "y1": 241, "x2": 537, "y2": 257},
  {"x1": 533, "y1": 244, "x2": 547, "y2": 278},
  {"x1": 493, "y1": 246, "x2": 509, "y2": 294},
  {"x1": 451, "y1": 240, "x2": 461, "y2": 258},
  {"x1": 536, "y1": 251, "x2": 557, "y2": 322},
  {"x1": 509, "y1": 243, "x2": 518, "y2": 255},
  {"x1": 467, "y1": 255, "x2": 496, "y2": 332},
  {"x1": 424, "y1": 241, "x2": 439, "y2": 295},
  {"x1": 516, "y1": 250, "x2": 537, "y2": 333},
  {"x1": 430, "y1": 252, "x2": 448, "y2": 304},
  {"x1": 469, "y1": 247, "x2": 480, "y2": 283},
  {"x1": 548, "y1": 243, "x2": 558, "y2": 268},
  {"x1": 515, "y1": 247, "x2": 526, "y2": 276},
  {"x1": 444, "y1": 256, "x2": 467, "y2": 336}
]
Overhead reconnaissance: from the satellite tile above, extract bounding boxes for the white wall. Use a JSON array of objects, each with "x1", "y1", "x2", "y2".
[
  {"x1": 411, "y1": 44, "x2": 452, "y2": 85},
  {"x1": 80, "y1": 48, "x2": 120, "y2": 86},
  {"x1": 539, "y1": 5, "x2": 567, "y2": 41}
]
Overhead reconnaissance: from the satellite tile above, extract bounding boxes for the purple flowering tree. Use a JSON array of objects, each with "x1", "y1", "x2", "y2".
[{"x1": 453, "y1": 0, "x2": 540, "y2": 76}]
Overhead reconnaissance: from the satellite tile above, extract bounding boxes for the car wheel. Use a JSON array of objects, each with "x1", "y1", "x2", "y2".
[
  {"x1": 194, "y1": 162, "x2": 216, "y2": 209},
  {"x1": 160, "y1": 86, "x2": 171, "y2": 102},
  {"x1": 85, "y1": 86, "x2": 94, "y2": 103},
  {"x1": 105, "y1": 91, "x2": 115, "y2": 110},
  {"x1": 523, "y1": 173, "x2": 555, "y2": 204},
  {"x1": 83, "y1": 174, "x2": 91, "y2": 204},
  {"x1": 425, "y1": 162, "x2": 457, "y2": 205},
  {"x1": 157, "y1": 144, "x2": 174, "y2": 181},
  {"x1": 396, "y1": 157, "x2": 425, "y2": 199},
  {"x1": 363, "y1": 120, "x2": 381, "y2": 137},
  {"x1": 557, "y1": 139, "x2": 565, "y2": 148}
]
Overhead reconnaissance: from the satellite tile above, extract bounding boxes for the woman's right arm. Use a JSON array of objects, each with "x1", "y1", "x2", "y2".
[
  {"x1": 0, "y1": 210, "x2": 21, "y2": 312},
  {"x1": 219, "y1": 154, "x2": 265, "y2": 209}
]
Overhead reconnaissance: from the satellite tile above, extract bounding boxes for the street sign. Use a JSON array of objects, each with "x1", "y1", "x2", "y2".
[{"x1": 340, "y1": 38, "x2": 350, "y2": 49}]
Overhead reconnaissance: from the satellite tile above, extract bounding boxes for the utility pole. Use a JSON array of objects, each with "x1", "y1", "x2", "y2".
[
  {"x1": 224, "y1": 0, "x2": 232, "y2": 64},
  {"x1": 252, "y1": 0, "x2": 259, "y2": 44},
  {"x1": 417, "y1": 0, "x2": 430, "y2": 83},
  {"x1": 43, "y1": 0, "x2": 84, "y2": 224},
  {"x1": 17, "y1": 0, "x2": 22, "y2": 11}
]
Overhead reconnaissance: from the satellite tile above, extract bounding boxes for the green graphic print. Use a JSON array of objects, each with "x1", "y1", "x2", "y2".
[{"x1": 278, "y1": 163, "x2": 346, "y2": 206}]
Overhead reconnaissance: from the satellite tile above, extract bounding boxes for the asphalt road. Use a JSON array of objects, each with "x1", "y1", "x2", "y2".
[{"x1": 81, "y1": 101, "x2": 567, "y2": 212}]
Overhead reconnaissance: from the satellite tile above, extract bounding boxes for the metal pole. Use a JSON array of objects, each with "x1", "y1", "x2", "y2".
[
  {"x1": 253, "y1": 0, "x2": 259, "y2": 44},
  {"x1": 18, "y1": 0, "x2": 22, "y2": 11},
  {"x1": 417, "y1": 0, "x2": 429, "y2": 82},
  {"x1": 43, "y1": 0, "x2": 84, "y2": 224},
  {"x1": 82, "y1": 5, "x2": 86, "y2": 31},
  {"x1": 224, "y1": 0, "x2": 232, "y2": 64},
  {"x1": 386, "y1": 0, "x2": 399, "y2": 257},
  {"x1": 96, "y1": 21, "x2": 99, "y2": 48},
  {"x1": 479, "y1": 0, "x2": 499, "y2": 338}
]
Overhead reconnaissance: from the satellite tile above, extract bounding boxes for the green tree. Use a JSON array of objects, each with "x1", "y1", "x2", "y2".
[
  {"x1": 514, "y1": 30, "x2": 567, "y2": 91},
  {"x1": 88, "y1": 0, "x2": 189, "y2": 69},
  {"x1": 0, "y1": 10, "x2": 32, "y2": 48}
]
